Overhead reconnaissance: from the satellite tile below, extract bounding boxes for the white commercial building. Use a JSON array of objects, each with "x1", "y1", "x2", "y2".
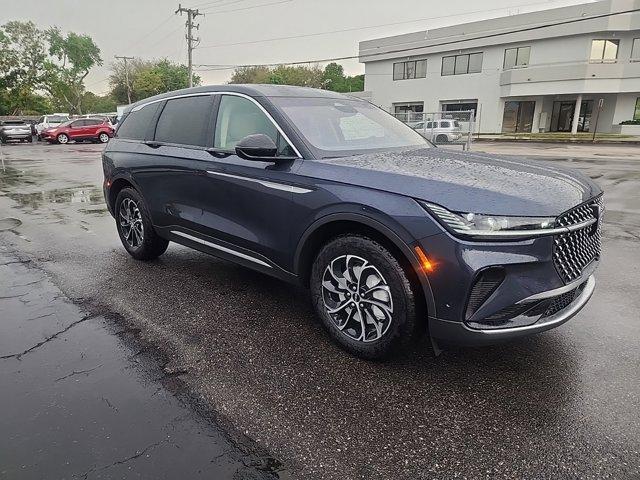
[{"x1": 359, "y1": 0, "x2": 640, "y2": 134}]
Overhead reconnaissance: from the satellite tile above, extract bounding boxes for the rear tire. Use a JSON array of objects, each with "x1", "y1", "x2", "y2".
[
  {"x1": 98, "y1": 132, "x2": 110, "y2": 143},
  {"x1": 115, "y1": 187, "x2": 169, "y2": 261},
  {"x1": 436, "y1": 134, "x2": 449, "y2": 143},
  {"x1": 310, "y1": 234, "x2": 417, "y2": 360}
]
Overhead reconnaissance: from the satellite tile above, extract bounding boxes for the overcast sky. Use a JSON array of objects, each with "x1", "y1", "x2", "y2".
[{"x1": 0, "y1": 0, "x2": 594, "y2": 94}]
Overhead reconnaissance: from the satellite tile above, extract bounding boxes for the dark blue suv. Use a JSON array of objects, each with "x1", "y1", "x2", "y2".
[{"x1": 103, "y1": 85, "x2": 603, "y2": 359}]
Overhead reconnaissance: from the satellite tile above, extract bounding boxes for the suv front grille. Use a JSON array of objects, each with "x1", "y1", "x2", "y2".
[{"x1": 553, "y1": 195, "x2": 603, "y2": 284}]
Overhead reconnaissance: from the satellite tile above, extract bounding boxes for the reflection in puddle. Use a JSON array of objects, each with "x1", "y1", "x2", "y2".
[{"x1": 8, "y1": 186, "x2": 104, "y2": 210}]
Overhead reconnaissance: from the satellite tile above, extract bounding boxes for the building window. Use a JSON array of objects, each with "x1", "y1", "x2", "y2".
[
  {"x1": 634, "y1": 98, "x2": 640, "y2": 121},
  {"x1": 392, "y1": 60, "x2": 427, "y2": 80},
  {"x1": 441, "y1": 53, "x2": 483, "y2": 76},
  {"x1": 632, "y1": 38, "x2": 640, "y2": 61},
  {"x1": 590, "y1": 39, "x2": 619, "y2": 63},
  {"x1": 503, "y1": 46, "x2": 530, "y2": 69},
  {"x1": 392, "y1": 102, "x2": 424, "y2": 123}
]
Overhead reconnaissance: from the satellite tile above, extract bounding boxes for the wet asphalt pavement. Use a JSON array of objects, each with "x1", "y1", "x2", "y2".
[{"x1": 0, "y1": 141, "x2": 639, "y2": 479}]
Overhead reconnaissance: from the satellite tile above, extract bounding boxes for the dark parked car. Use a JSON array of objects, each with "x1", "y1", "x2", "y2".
[
  {"x1": 0, "y1": 120, "x2": 33, "y2": 143},
  {"x1": 41, "y1": 118, "x2": 114, "y2": 144},
  {"x1": 102, "y1": 85, "x2": 603, "y2": 359}
]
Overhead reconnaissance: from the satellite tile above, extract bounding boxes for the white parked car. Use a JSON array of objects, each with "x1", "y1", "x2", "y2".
[
  {"x1": 35, "y1": 114, "x2": 70, "y2": 138},
  {"x1": 412, "y1": 119, "x2": 463, "y2": 143}
]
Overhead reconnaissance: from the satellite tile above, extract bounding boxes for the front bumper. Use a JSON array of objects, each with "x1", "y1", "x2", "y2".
[
  {"x1": 429, "y1": 275, "x2": 595, "y2": 346},
  {"x1": 416, "y1": 227, "x2": 599, "y2": 346}
]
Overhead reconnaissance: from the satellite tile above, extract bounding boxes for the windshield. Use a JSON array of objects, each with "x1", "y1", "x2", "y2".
[{"x1": 270, "y1": 96, "x2": 430, "y2": 158}]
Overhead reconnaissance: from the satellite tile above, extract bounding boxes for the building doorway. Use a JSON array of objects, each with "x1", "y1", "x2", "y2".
[
  {"x1": 550, "y1": 100, "x2": 593, "y2": 132},
  {"x1": 502, "y1": 101, "x2": 535, "y2": 133}
]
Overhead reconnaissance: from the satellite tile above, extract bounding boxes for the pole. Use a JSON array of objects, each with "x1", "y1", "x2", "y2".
[
  {"x1": 114, "y1": 55, "x2": 134, "y2": 104},
  {"x1": 592, "y1": 98, "x2": 604, "y2": 143},
  {"x1": 175, "y1": 4, "x2": 202, "y2": 88}
]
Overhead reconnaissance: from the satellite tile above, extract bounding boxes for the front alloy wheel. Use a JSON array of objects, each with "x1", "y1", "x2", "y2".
[
  {"x1": 321, "y1": 255, "x2": 394, "y2": 342},
  {"x1": 57, "y1": 133, "x2": 69, "y2": 144},
  {"x1": 311, "y1": 235, "x2": 418, "y2": 359},
  {"x1": 99, "y1": 133, "x2": 109, "y2": 143}
]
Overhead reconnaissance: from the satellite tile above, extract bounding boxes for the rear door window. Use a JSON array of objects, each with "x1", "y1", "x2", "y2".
[
  {"x1": 154, "y1": 96, "x2": 213, "y2": 147},
  {"x1": 116, "y1": 103, "x2": 161, "y2": 141},
  {"x1": 440, "y1": 121, "x2": 450, "y2": 128}
]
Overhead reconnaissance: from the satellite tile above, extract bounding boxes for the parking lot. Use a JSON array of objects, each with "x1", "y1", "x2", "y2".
[{"x1": 1, "y1": 141, "x2": 639, "y2": 479}]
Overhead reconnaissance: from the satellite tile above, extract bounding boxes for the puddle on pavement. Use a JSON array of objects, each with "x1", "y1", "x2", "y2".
[
  {"x1": 7, "y1": 186, "x2": 104, "y2": 210},
  {"x1": 0, "y1": 165, "x2": 43, "y2": 188},
  {"x1": 0, "y1": 217, "x2": 22, "y2": 231}
]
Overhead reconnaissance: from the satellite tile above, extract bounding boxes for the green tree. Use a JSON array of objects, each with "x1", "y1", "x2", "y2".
[
  {"x1": 0, "y1": 21, "x2": 48, "y2": 115},
  {"x1": 229, "y1": 62, "x2": 364, "y2": 93},
  {"x1": 42, "y1": 27, "x2": 102, "y2": 114},
  {"x1": 81, "y1": 92, "x2": 117, "y2": 113},
  {"x1": 109, "y1": 58, "x2": 199, "y2": 104}
]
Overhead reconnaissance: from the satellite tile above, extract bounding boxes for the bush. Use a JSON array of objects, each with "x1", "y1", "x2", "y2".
[{"x1": 620, "y1": 120, "x2": 640, "y2": 125}]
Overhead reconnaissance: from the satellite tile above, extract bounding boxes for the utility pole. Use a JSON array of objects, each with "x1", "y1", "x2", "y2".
[
  {"x1": 175, "y1": 4, "x2": 202, "y2": 88},
  {"x1": 114, "y1": 55, "x2": 134, "y2": 104}
]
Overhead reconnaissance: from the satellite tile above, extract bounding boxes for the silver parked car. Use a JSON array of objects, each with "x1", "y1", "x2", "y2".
[{"x1": 412, "y1": 119, "x2": 462, "y2": 143}]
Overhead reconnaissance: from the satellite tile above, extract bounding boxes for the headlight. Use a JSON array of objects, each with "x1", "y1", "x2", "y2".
[{"x1": 419, "y1": 201, "x2": 561, "y2": 239}]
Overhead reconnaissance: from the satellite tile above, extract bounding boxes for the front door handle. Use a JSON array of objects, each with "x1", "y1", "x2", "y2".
[{"x1": 144, "y1": 141, "x2": 162, "y2": 149}]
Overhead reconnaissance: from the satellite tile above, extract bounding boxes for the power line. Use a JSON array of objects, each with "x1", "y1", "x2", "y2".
[
  {"x1": 196, "y1": 0, "x2": 566, "y2": 50},
  {"x1": 176, "y1": 4, "x2": 204, "y2": 88},
  {"x1": 200, "y1": 0, "x2": 291, "y2": 14},
  {"x1": 194, "y1": 7, "x2": 640, "y2": 70}
]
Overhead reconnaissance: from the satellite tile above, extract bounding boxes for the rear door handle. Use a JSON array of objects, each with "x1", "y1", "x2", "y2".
[{"x1": 144, "y1": 141, "x2": 163, "y2": 149}]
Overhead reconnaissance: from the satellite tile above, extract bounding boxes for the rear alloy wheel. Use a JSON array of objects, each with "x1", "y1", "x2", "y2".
[
  {"x1": 57, "y1": 133, "x2": 69, "y2": 144},
  {"x1": 98, "y1": 132, "x2": 110, "y2": 143},
  {"x1": 115, "y1": 187, "x2": 169, "y2": 261},
  {"x1": 311, "y1": 235, "x2": 418, "y2": 359}
]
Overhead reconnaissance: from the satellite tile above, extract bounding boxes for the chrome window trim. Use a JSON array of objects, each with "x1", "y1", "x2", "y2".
[
  {"x1": 130, "y1": 91, "x2": 302, "y2": 158},
  {"x1": 206, "y1": 170, "x2": 313, "y2": 194},
  {"x1": 171, "y1": 230, "x2": 272, "y2": 268}
]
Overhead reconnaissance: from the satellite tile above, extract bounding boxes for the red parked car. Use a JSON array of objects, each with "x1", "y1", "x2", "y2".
[{"x1": 41, "y1": 118, "x2": 114, "y2": 144}]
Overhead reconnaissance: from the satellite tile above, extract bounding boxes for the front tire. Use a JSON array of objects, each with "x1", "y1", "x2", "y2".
[
  {"x1": 310, "y1": 235, "x2": 418, "y2": 360},
  {"x1": 115, "y1": 188, "x2": 169, "y2": 261},
  {"x1": 57, "y1": 133, "x2": 69, "y2": 144}
]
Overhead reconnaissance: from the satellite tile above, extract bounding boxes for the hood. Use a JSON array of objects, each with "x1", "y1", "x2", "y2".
[{"x1": 296, "y1": 148, "x2": 601, "y2": 216}]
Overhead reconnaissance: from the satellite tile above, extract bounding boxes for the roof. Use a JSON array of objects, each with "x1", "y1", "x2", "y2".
[
  {"x1": 127, "y1": 84, "x2": 355, "y2": 113},
  {"x1": 359, "y1": 0, "x2": 640, "y2": 62}
]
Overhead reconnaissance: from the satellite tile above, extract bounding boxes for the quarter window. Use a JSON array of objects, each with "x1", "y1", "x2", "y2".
[
  {"x1": 214, "y1": 95, "x2": 294, "y2": 155},
  {"x1": 116, "y1": 103, "x2": 161, "y2": 141},
  {"x1": 154, "y1": 96, "x2": 213, "y2": 147},
  {"x1": 442, "y1": 53, "x2": 483, "y2": 76},
  {"x1": 504, "y1": 46, "x2": 530, "y2": 69},
  {"x1": 590, "y1": 39, "x2": 619, "y2": 62},
  {"x1": 392, "y1": 60, "x2": 427, "y2": 80}
]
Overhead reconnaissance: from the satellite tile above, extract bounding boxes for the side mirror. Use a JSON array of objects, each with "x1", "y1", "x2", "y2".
[{"x1": 235, "y1": 134, "x2": 278, "y2": 161}]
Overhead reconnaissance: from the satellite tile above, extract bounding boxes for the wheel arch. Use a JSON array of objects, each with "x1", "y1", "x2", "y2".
[
  {"x1": 108, "y1": 175, "x2": 139, "y2": 213},
  {"x1": 294, "y1": 213, "x2": 436, "y2": 319}
]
